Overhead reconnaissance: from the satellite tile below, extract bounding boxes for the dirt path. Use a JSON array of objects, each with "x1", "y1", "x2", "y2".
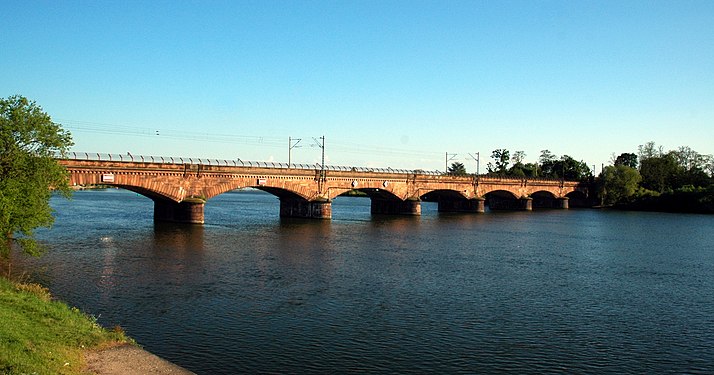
[{"x1": 85, "y1": 344, "x2": 195, "y2": 375}]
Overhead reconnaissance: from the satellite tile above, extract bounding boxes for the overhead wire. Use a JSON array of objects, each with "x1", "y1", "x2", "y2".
[
  {"x1": 58, "y1": 119, "x2": 285, "y2": 147},
  {"x1": 58, "y1": 119, "x2": 449, "y2": 164}
]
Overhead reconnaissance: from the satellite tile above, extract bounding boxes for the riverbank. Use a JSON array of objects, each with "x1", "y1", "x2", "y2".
[
  {"x1": 616, "y1": 187, "x2": 714, "y2": 214},
  {"x1": 0, "y1": 276, "x2": 193, "y2": 374}
]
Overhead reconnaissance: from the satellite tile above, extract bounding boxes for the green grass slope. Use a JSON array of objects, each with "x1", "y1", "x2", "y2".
[{"x1": 0, "y1": 277, "x2": 129, "y2": 374}]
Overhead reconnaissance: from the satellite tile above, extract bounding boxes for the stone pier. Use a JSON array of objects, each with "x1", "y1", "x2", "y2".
[
  {"x1": 370, "y1": 198, "x2": 421, "y2": 215},
  {"x1": 556, "y1": 197, "x2": 569, "y2": 209},
  {"x1": 279, "y1": 198, "x2": 332, "y2": 219},
  {"x1": 520, "y1": 197, "x2": 533, "y2": 211},
  {"x1": 154, "y1": 199, "x2": 205, "y2": 224}
]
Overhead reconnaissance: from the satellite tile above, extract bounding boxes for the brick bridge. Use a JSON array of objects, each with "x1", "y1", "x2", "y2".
[{"x1": 58, "y1": 153, "x2": 589, "y2": 224}]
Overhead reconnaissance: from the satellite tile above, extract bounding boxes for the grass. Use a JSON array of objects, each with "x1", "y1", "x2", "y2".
[{"x1": 0, "y1": 276, "x2": 130, "y2": 374}]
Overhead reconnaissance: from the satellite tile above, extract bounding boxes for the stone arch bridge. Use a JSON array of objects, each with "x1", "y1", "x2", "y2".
[{"x1": 58, "y1": 154, "x2": 589, "y2": 224}]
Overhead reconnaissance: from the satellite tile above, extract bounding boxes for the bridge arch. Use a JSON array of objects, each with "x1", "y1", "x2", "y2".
[
  {"x1": 479, "y1": 186, "x2": 522, "y2": 200},
  {"x1": 565, "y1": 190, "x2": 589, "y2": 207},
  {"x1": 485, "y1": 189, "x2": 519, "y2": 200},
  {"x1": 254, "y1": 186, "x2": 310, "y2": 201},
  {"x1": 350, "y1": 188, "x2": 420, "y2": 216},
  {"x1": 530, "y1": 190, "x2": 558, "y2": 209},
  {"x1": 420, "y1": 188, "x2": 469, "y2": 202},
  {"x1": 484, "y1": 190, "x2": 533, "y2": 211},
  {"x1": 418, "y1": 188, "x2": 484, "y2": 213},
  {"x1": 103, "y1": 184, "x2": 170, "y2": 202}
]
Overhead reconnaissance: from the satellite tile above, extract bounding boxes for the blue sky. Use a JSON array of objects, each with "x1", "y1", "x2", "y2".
[{"x1": 2, "y1": 1, "x2": 712, "y2": 173}]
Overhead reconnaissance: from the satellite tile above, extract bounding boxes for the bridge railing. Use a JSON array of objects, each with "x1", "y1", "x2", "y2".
[{"x1": 59, "y1": 152, "x2": 445, "y2": 176}]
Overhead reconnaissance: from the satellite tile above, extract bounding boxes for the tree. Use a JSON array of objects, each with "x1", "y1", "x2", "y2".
[
  {"x1": 521, "y1": 162, "x2": 538, "y2": 178},
  {"x1": 614, "y1": 153, "x2": 638, "y2": 169},
  {"x1": 538, "y1": 154, "x2": 591, "y2": 181},
  {"x1": 506, "y1": 151, "x2": 527, "y2": 177},
  {"x1": 703, "y1": 155, "x2": 714, "y2": 177},
  {"x1": 539, "y1": 149, "x2": 556, "y2": 165},
  {"x1": 1, "y1": 95, "x2": 73, "y2": 256},
  {"x1": 537, "y1": 150, "x2": 557, "y2": 177},
  {"x1": 670, "y1": 146, "x2": 711, "y2": 187},
  {"x1": 600, "y1": 165, "x2": 642, "y2": 204},
  {"x1": 558, "y1": 156, "x2": 592, "y2": 181},
  {"x1": 639, "y1": 152, "x2": 680, "y2": 193},
  {"x1": 638, "y1": 141, "x2": 663, "y2": 161},
  {"x1": 448, "y1": 162, "x2": 467, "y2": 176},
  {"x1": 511, "y1": 151, "x2": 526, "y2": 166},
  {"x1": 673, "y1": 146, "x2": 699, "y2": 171},
  {"x1": 487, "y1": 149, "x2": 510, "y2": 175}
]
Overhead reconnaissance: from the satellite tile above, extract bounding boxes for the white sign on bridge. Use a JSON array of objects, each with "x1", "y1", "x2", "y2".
[{"x1": 101, "y1": 173, "x2": 115, "y2": 183}]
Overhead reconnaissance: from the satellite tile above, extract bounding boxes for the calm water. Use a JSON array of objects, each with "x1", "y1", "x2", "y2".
[{"x1": 13, "y1": 189, "x2": 714, "y2": 373}]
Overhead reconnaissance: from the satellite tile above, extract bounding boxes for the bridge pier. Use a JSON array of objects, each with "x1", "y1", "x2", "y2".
[
  {"x1": 556, "y1": 197, "x2": 569, "y2": 209},
  {"x1": 370, "y1": 198, "x2": 421, "y2": 215},
  {"x1": 489, "y1": 197, "x2": 532, "y2": 211},
  {"x1": 438, "y1": 197, "x2": 485, "y2": 213},
  {"x1": 519, "y1": 197, "x2": 533, "y2": 211},
  {"x1": 280, "y1": 198, "x2": 332, "y2": 219},
  {"x1": 154, "y1": 199, "x2": 205, "y2": 224}
]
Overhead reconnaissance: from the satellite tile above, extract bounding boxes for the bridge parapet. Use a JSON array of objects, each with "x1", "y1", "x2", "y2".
[{"x1": 60, "y1": 152, "x2": 444, "y2": 175}]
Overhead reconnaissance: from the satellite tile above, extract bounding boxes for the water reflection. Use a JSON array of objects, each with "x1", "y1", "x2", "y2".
[
  {"x1": 153, "y1": 222, "x2": 205, "y2": 253},
  {"x1": 276, "y1": 219, "x2": 334, "y2": 267},
  {"x1": 97, "y1": 235, "x2": 119, "y2": 298}
]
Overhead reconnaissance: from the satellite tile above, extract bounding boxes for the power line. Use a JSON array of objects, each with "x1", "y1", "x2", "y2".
[
  {"x1": 57, "y1": 118, "x2": 473, "y2": 166},
  {"x1": 59, "y1": 119, "x2": 285, "y2": 147}
]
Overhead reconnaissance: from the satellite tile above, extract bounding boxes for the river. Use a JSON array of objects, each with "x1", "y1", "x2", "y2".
[{"x1": 13, "y1": 189, "x2": 714, "y2": 373}]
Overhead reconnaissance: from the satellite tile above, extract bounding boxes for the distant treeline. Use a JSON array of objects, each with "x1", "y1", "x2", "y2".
[
  {"x1": 457, "y1": 143, "x2": 713, "y2": 213},
  {"x1": 447, "y1": 149, "x2": 593, "y2": 181},
  {"x1": 597, "y1": 142, "x2": 713, "y2": 213}
]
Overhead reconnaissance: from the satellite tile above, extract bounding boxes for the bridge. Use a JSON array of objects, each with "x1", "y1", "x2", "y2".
[{"x1": 58, "y1": 152, "x2": 590, "y2": 224}]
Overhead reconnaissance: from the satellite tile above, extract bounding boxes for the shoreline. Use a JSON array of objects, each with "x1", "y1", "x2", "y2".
[
  {"x1": 0, "y1": 275, "x2": 194, "y2": 374},
  {"x1": 85, "y1": 344, "x2": 194, "y2": 375}
]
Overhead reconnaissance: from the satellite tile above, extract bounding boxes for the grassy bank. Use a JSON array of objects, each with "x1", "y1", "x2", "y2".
[{"x1": 0, "y1": 276, "x2": 130, "y2": 374}]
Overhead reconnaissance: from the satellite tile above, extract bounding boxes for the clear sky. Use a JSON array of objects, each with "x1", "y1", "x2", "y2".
[{"x1": 2, "y1": 1, "x2": 713, "y2": 173}]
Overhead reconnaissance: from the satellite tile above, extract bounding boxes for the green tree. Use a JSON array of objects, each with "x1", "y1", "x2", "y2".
[
  {"x1": 600, "y1": 165, "x2": 642, "y2": 204},
  {"x1": 703, "y1": 155, "x2": 714, "y2": 177},
  {"x1": 521, "y1": 162, "x2": 538, "y2": 177},
  {"x1": 507, "y1": 150, "x2": 527, "y2": 177},
  {"x1": 538, "y1": 150, "x2": 558, "y2": 177},
  {"x1": 673, "y1": 146, "x2": 700, "y2": 171},
  {"x1": 670, "y1": 147, "x2": 711, "y2": 188},
  {"x1": 511, "y1": 151, "x2": 526, "y2": 166},
  {"x1": 539, "y1": 149, "x2": 556, "y2": 165},
  {"x1": 1, "y1": 95, "x2": 73, "y2": 256},
  {"x1": 448, "y1": 162, "x2": 467, "y2": 176},
  {"x1": 614, "y1": 152, "x2": 638, "y2": 169},
  {"x1": 560, "y1": 156, "x2": 592, "y2": 181},
  {"x1": 639, "y1": 153, "x2": 680, "y2": 193},
  {"x1": 487, "y1": 149, "x2": 510, "y2": 175},
  {"x1": 539, "y1": 155, "x2": 592, "y2": 181},
  {"x1": 638, "y1": 141, "x2": 663, "y2": 161}
]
